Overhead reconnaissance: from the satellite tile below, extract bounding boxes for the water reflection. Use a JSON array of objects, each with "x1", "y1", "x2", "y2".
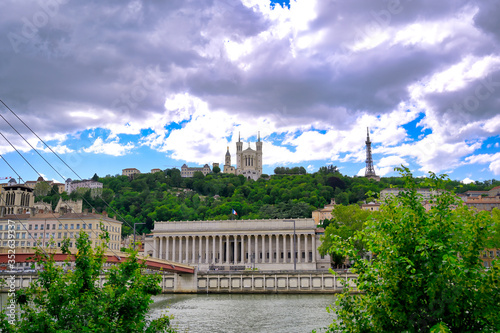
[{"x1": 149, "y1": 294, "x2": 336, "y2": 333}]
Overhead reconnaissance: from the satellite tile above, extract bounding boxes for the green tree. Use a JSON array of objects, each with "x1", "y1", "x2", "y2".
[
  {"x1": 213, "y1": 165, "x2": 221, "y2": 174},
  {"x1": 0, "y1": 230, "x2": 176, "y2": 333},
  {"x1": 91, "y1": 173, "x2": 99, "y2": 181},
  {"x1": 33, "y1": 181, "x2": 51, "y2": 197},
  {"x1": 324, "y1": 167, "x2": 500, "y2": 332},
  {"x1": 318, "y1": 205, "x2": 372, "y2": 268}
]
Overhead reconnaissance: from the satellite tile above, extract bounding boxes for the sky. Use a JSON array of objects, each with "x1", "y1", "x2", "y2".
[{"x1": 0, "y1": 0, "x2": 499, "y2": 184}]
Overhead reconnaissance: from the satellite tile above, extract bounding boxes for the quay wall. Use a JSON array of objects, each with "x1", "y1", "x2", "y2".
[{"x1": 1, "y1": 271, "x2": 358, "y2": 294}]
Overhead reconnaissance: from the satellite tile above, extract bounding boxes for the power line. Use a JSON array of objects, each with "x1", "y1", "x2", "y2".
[
  {"x1": 0, "y1": 147, "x2": 122, "y2": 260},
  {"x1": 0, "y1": 99, "x2": 156, "y2": 254}
]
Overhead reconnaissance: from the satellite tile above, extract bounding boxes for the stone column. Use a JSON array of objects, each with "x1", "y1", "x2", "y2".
[
  {"x1": 212, "y1": 236, "x2": 216, "y2": 264},
  {"x1": 172, "y1": 237, "x2": 176, "y2": 262},
  {"x1": 178, "y1": 236, "x2": 183, "y2": 263},
  {"x1": 192, "y1": 236, "x2": 196, "y2": 263},
  {"x1": 234, "y1": 235, "x2": 238, "y2": 264},
  {"x1": 283, "y1": 234, "x2": 287, "y2": 263},
  {"x1": 298, "y1": 234, "x2": 302, "y2": 263},
  {"x1": 276, "y1": 234, "x2": 280, "y2": 263},
  {"x1": 219, "y1": 235, "x2": 223, "y2": 264},
  {"x1": 247, "y1": 235, "x2": 252, "y2": 264},
  {"x1": 312, "y1": 234, "x2": 317, "y2": 263},
  {"x1": 305, "y1": 234, "x2": 309, "y2": 263},
  {"x1": 262, "y1": 234, "x2": 266, "y2": 263},
  {"x1": 225, "y1": 235, "x2": 229, "y2": 265},
  {"x1": 255, "y1": 235, "x2": 259, "y2": 263},
  {"x1": 185, "y1": 236, "x2": 190, "y2": 263},
  {"x1": 166, "y1": 236, "x2": 170, "y2": 261},
  {"x1": 159, "y1": 236, "x2": 164, "y2": 259},
  {"x1": 205, "y1": 235, "x2": 209, "y2": 263},
  {"x1": 197, "y1": 236, "x2": 203, "y2": 264},
  {"x1": 240, "y1": 235, "x2": 245, "y2": 264},
  {"x1": 153, "y1": 237, "x2": 158, "y2": 258}
]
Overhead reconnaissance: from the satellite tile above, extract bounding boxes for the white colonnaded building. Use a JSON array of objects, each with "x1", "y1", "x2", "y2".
[{"x1": 144, "y1": 218, "x2": 331, "y2": 271}]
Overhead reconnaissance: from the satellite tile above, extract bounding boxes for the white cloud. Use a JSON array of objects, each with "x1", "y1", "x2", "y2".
[
  {"x1": 83, "y1": 138, "x2": 135, "y2": 156},
  {"x1": 461, "y1": 177, "x2": 475, "y2": 184}
]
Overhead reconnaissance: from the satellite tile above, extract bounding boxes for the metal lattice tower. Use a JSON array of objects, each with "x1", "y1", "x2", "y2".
[{"x1": 365, "y1": 127, "x2": 377, "y2": 177}]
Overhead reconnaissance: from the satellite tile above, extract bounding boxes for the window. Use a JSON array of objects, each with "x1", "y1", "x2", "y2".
[
  {"x1": 83, "y1": 224, "x2": 86, "y2": 229},
  {"x1": 58, "y1": 233, "x2": 61, "y2": 238},
  {"x1": 53, "y1": 224, "x2": 56, "y2": 230},
  {"x1": 76, "y1": 224, "x2": 80, "y2": 229},
  {"x1": 490, "y1": 251, "x2": 494, "y2": 258},
  {"x1": 89, "y1": 224, "x2": 92, "y2": 229},
  {"x1": 34, "y1": 225, "x2": 38, "y2": 230},
  {"x1": 28, "y1": 225, "x2": 32, "y2": 230},
  {"x1": 70, "y1": 224, "x2": 74, "y2": 230},
  {"x1": 40, "y1": 225, "x2": 44, "y2": 230},
  {"x1": 58, "y1": 224, "x2": 62, "y2": 230},
  {"x1": 70, "y1": 232, "x2": 74, "y2": 238},
  {"x1": 0, "y1": 226, "x2": 2, "y2": 231}
]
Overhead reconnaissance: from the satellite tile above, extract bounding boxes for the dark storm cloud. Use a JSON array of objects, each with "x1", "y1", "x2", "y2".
[
  {"x1": 0, "y1": 0, "x2": 269, "y2": 139},
  {"x1": 0, "y1": 0, "x2": 499, "y2": 147}
]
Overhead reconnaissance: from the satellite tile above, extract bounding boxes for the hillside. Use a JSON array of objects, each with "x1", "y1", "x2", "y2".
[{"x1": 35, "y1": 167, "x2": 500, "y2": 236}]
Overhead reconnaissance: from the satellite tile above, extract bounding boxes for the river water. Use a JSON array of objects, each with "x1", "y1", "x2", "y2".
[
  {"x1": 1, "y1": 292, "x2": 336, "y2": 332},
  {"x1": 149, "y1": 294, "x2": 336, "y2": 333}
]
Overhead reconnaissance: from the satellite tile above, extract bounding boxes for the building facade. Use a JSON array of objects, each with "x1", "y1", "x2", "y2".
[
  {"x1": 0, "y1": 184, "x2": 35, "y2": 217},
  {"x1": 224, "y1": 133, "x2": 263, "y2": 181},
  {"x1": 0, "y1": 213, "x2": 122, "y2": 251},
  {"x1": 145, "y1": 218, "x2": 331, "y2": 271},
  {"x1": 65, "y1": 179, "x2": 103, "y2": 195},
  {"x1": 122, "y1": 168, "x2": 141, "y2": 177},
  {"x1": 180, "y1": 164, "x2": 212, "y2": 177}
]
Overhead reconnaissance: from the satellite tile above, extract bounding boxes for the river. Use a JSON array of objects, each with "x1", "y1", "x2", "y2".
[
  {"x1": 149, "y1": 293, "x2": 336, "y2": 333},
  {"x1": 1, "y1": 293, "x2": 336, "y2": 332}
]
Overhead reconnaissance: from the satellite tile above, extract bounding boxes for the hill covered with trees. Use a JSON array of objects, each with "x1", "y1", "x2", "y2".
[{"x1": 35, "y1": 166, "x2": 500, "y2": 236}]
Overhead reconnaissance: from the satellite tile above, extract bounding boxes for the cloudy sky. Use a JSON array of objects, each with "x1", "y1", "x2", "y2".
[{"x1": 0, "y1": 0, "x2": 499, "y2": 184}]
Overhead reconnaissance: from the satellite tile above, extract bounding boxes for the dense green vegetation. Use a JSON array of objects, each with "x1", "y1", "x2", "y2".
[
  {"x1": 322, "y1": 168, "x2": 500, "y2": 332},
  {"x1": 34, "y1": 166, "x2": 500, "y2": 237},
  {"x1": 318, "y1": 204, "x2": 377, "y2": 268},
  {"x1": 0, "y1": 229, "x2": 175, "y2": 333}
]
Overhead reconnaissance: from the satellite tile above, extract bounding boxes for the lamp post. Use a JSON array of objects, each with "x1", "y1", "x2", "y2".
[
  {"x1": 133, "y1": 222, "x2": 145, "y2": 251},
  {"x1": 284, "y1": 220, "x2": 296, "y2": 271}
]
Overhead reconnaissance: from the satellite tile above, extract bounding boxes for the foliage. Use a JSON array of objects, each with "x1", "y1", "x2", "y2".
[
  {"x1": 325, "y1": 167, "x2": 500, "y2": 332},
  {"x1": 42, "y1": 165, "x2": 499, "y2": 238},
  {"x1": 212, "y1": 165, "x2": 221, "y2": 174},
  {"x1": 33, "y1": 181, "x2": 51, "y2": 197},
  {"x1": 318, "y1": 165, "x2": 340, "y2": 175},
  {"x1": 274, "y1": 166, "x2": 307, "y2": 175},
  {"x1": 0, "y1": 230, "x2": 176, "y2": 333},
  {"x1": 318, "y1": 205, "x2": 374, "y2": 267}
]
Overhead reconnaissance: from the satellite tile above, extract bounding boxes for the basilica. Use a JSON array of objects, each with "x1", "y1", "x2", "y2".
[{"x1": 223, "y1": 132, "x2": 263, "y2": 181}]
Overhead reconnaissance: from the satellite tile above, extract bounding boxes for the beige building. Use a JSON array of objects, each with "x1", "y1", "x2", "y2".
[
  {"x1": 151, "y1": 168, "x2": 162, "y2": 174},
  {"x1": 180, "y1": 164, "x2": 211, "y2": 177},
  {"x1": 0, "y1": 183, "x2": 35, "y2": 216},
  {"x1": 65, "y1": 178, "x2": 103, "y2": 195},
  {"x1": 122, "y1": 168, "x2": 141, "y2": 177},
  {"x1": 145, "y1": 218, "x2": 331, "y2": 271},
  {"x1": 311, "y1": 199, "x2": 336, "y2": 225},
  {"x1": 0, "y1": 213, "x2": 122, "y2": 251},
  {"x1": 361, "y1": 202, "x2": 381, "y2": 211}
]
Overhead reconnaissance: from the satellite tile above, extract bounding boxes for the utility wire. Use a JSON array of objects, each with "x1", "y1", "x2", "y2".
[
  {"x1": 0, "y1": 143, "x2": 122, "y2": 260},
  {"x1": 0, "y1": 99, "x2": 156, "y2": 254}
]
